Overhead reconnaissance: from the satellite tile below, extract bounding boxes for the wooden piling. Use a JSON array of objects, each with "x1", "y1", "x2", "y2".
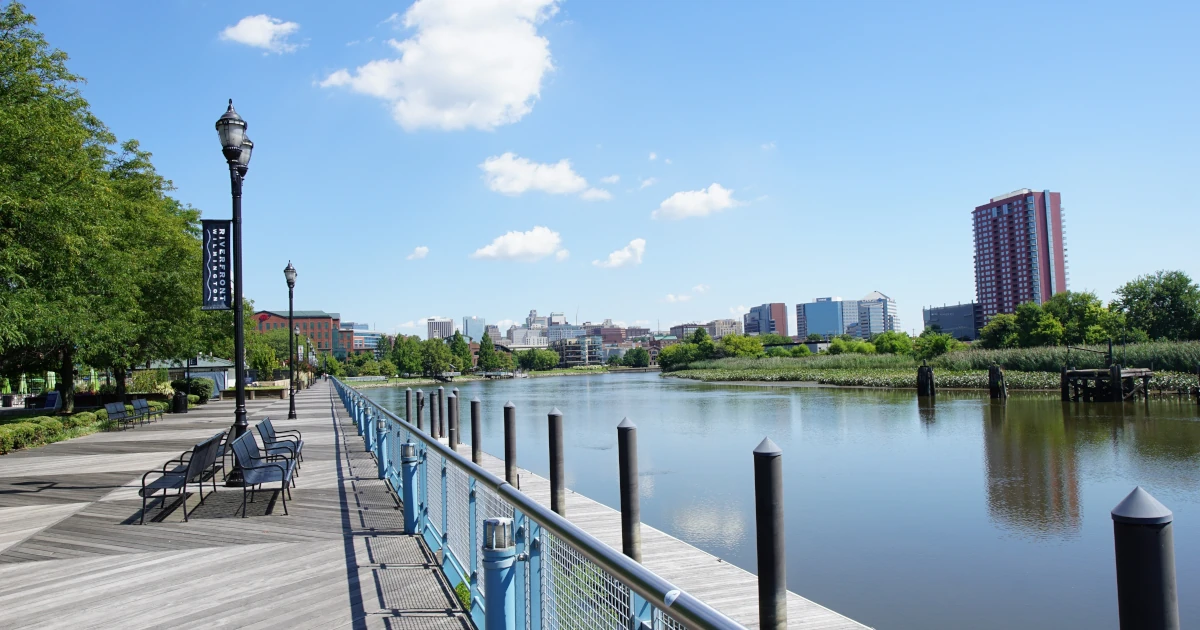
[
  {"x1": 917, "y1": 365, "x2": 935, "y2": 397},
  {"x1": 988, "y1": 365, "x2": 1007, "y2": 399}
]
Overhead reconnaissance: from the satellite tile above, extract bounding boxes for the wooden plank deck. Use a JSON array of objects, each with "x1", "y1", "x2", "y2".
[{"x1": 0, "y1": 381, "x2": 469, "y2": 629}]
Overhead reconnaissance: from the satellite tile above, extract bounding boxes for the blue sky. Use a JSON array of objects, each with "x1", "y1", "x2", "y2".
[{"x1": 28, "y1": 0, "x2": 1199, "y2": 337}]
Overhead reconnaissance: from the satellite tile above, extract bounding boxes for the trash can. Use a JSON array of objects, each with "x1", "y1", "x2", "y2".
[{"x1": 172, "y1": 390, "x2": 188, "y2": 414}]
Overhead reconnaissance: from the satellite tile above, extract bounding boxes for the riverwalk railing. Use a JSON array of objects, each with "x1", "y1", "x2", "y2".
[{"x1": 332, "y1": 377, "x2": 745, "y2": 630}]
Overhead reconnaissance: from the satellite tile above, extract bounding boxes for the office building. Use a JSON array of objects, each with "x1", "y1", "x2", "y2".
[
  {"x1": 525, "y1": 310, "x2": 548, "y2": 329},
  {"x1": 352, "y1": 330, "x2": 390, "y2": 358},
  {"x1": 974, "y1": 189, "x2": 1068, "y2": 319},
  {"x1": 586, "y1": 324, "x2": 626, "y2": 344},
  {"x1": 484, "y1": 324, "x2": 502, "y2": 342},
  {"x1": 427, "y1": 318, "x2": 454, "y2": 340},
  {"x1": 796, "y1": 298, "x2": 855, "y2": 340},
  {"x1": 256, "y1": 310, "x2": 352, "y2": 358},
  {"x1": 857, "y1": 292, "x2": 900, "y2": 338},
  {"x1": 923, "y1": 302, "x2": 983, "y2": 340},
  {"x1": 705, "y1": 319, "x2": 743, "y2": 339},
  {"x1": 548, "y1": 324, "x2": 586, "y2": 343},
  {"x1": 743, "y1": 303, "x2": 789, "y2": 337},
  {"x1": 550, "y1": 335, "x2": 603, "y2": 367},
  {"x1": 669, "y1": 323, "x2": 704, "y2": 339},
  {"x1": 548, "y1": 312, "x2": 568, "y2": 326},
  {"x1": 625, "y1": 327, "x2": 651, "y2": 339},
  {"x1": 508, "y1": 326, "x2": 548, "y2": 346},
  {"x1": 462, "y1": 316, "x2": 486, "y2": 342}
]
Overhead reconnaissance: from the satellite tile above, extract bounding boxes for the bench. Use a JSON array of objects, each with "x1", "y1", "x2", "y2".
[
  {"x1": 229, "y1": 431, "x2": 295, "y2": 517},
  {"x1": 104, "y1": 402, "x2": 138, "y2": 431},
  {"x1": 139, "y1": 432, "x2": 225, "y2": 524},
  {"x1": 133, "y1": 398, "x2": 163, "y2": 423},
  {"x1": 256, "y1": 418, "x2": 304, "y2": 466}
]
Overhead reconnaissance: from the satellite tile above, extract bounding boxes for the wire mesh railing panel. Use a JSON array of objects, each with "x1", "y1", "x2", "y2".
[
  {"x1": 541, "y1": 531, "x2": 631, "y2": 630},
  {"x1": 473, "y1": 483, "x2": 515, "y2": 593},
  {"x1": 653, "y1": 608, "x2": 690, "y2": 630},
  {"x1": 445, "y1": 462, "x2": 472, "y2": 570},
  {"x1": 427, "y1": 451, "x2": 444, "y2": 537}
]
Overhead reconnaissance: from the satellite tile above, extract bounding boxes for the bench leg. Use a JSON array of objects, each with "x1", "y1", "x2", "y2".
[
  {"x1": 141, "y1": 490, "x2": 148, "y2": 525},
  {"x1": 181, "y1": 482, "x2": 189, "y2": 522},
  {"x1": 241, "y1": 486, "x2": 247, "y2": 518},
  {"x1": 281, "y1": 479, "x2": 288, "y2": 515}
]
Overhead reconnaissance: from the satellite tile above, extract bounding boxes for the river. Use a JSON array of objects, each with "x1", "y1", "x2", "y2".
[{"x1": 363, "y1": 372, "x2": 1199, "y2": 629}]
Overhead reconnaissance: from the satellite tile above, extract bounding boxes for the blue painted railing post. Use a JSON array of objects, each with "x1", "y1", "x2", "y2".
[
  {"x1": 375, "y1": 417, "x2": 388, "y2": 479},
  {"x1": 420, "y1": 445, "x2": 429, "y2": 537},
  {"x1": 364, "y1": 407, "x2": 375, "y2": 452},
  {"x1": 482, "y1": 518, "x2": 517, "y2": 630},
  {"x1": 469, "y1": 479, "x2": 480, "y2": 615},
  {"x1": 441, "y1": 457, "x2": 449, "y2": 551},
  {"x1": 515, "y1": 513, "x2": 527, "y2": 629},
  {"x1": 528, "y1": 518, "x2": 543, "y2": 629},
  {"x1": 401, "y1": 442, "x2": 419, "y2": 533}
]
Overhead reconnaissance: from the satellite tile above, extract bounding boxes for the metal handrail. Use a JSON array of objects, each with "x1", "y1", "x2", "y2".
[{"x1": 332, "y1": 377, "x2": 744, "y2": 630}]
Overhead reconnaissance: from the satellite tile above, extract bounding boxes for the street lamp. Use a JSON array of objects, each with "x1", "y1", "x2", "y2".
[
  {"x1": 216, "y1": 99, "x2": 253, "y2": 484},
  {"x1": 284, "y1": 261, "x2": 298, "y2": 419}
]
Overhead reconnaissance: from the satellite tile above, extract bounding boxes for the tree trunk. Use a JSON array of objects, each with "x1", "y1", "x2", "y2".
[
  {"x1": 59, "y1": 346, "x2": 76, "y2": 413},
  {"x1": 114, "y1": 366, "x2": 127, "y2": 398}
]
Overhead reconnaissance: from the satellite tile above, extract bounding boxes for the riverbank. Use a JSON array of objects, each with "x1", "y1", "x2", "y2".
[
  {"x1": 667, "y1": 366, "x2": 1198, "y2": 392},
  {"x1": 342, "y1": 366, "x2": 659, "y2": 389}
]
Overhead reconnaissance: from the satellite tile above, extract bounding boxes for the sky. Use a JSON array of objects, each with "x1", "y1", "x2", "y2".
[{"x1": 26, "y1": 0, "x2": 1200, "y2": 338}]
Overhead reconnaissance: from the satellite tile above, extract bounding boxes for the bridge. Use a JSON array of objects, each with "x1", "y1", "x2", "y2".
[{"x1": 0, "y1": 380, "x2": 869, "y2": 629}]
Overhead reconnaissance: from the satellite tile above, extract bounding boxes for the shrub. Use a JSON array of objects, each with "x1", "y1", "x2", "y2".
[
  {"x1": 187, "y1": 394, "x2": 200, "y2": 405},
  {"x1": 95, "y1": 407, "x2": 108, "y2": 421},
  {"x1": 35, "y1": 417, "x2": 64, "y2": 436},
  {"x1": 170, "y1": 378, "x2": 214, "y2": 401},
  {"x1": 932, "y1": 340, "x2": 1200, "y2": 373},
  {"x1": 64, "y1": 412, "x2": 96, "y2": 429},
  {"x1": 0, "y1": 423, "x2": 41, "y2": 453}
]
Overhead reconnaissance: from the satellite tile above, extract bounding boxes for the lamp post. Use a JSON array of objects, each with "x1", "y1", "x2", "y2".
[
  {"x1": 216, "y1": 99, "x2": 253, "y2": 484},
  {"x1": 285, "y1": 261, "x2": 297, "y2": 419}
]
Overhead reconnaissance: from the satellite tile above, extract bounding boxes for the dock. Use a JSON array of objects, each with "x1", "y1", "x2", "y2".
[
  {"x1": 0, "y1": 381, "x2": 869, "y2": 629},
  {"x1": 1061, "y1": 366, "x2": 1154, "y2": 402}
]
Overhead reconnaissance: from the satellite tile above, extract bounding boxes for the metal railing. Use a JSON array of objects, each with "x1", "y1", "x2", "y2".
[{"x1": 332, "y1": 377, "x2": 744, "y2": 630}]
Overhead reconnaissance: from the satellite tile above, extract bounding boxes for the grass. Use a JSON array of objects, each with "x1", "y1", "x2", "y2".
[{"x1": 930, "y1": 341, "x2": 1200, "y2": 373}]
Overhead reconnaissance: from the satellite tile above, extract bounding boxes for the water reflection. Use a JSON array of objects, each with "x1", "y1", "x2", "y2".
[{"x1": 983, "y1": 400, "x2": 1081, "y2": 539}]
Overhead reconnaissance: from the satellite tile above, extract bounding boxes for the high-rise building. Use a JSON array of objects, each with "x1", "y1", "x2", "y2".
[
  {"x1": 548, "y1": 312, "x2": 568, "y2": 326},
  {"x1": 462, "y1": 316, "x2": 486, "y2": 342},
  {"x1": 795, "y1": 298, "x2": 866, "y2": 339},
  {"x1": 744, "y1": 303, "x2": 788, "y2": 337},
  {"x1": 525, "y1": 309, "x2": 548, "y2": 329},
  {"x1": 669, "y1": 323, "x2": 704, "y2": 339},
  {"x1": 484, "y1": 324, "x2": 502, "y2": 342},
  {"x1": 704, "y1": 319, "x2": 743, "y2": 339},
  {"x1": 974, "y1": 189, "x2": 1068, "y2": 319},
  {"x1": 923, "y1": 303, "x2": 984, "y2": 340},
  {"x1": 625, "y1": 327, "x2": 651, "y2": 339},
  {"x1": 857, "y1": 291, "x2": 900, "y2": 338},
  {"x1": 547, "y1": 324, "x2": 585, "y2": 342},
  {"x1": 427, "y1": 318, "x2": 454, "y2": 340}
]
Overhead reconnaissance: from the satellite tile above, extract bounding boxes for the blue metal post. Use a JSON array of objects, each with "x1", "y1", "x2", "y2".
[
  {"x1": 469, "y1": 479, "x2": 479, "y2": 613},
  {"x1": 527, "y1": 518, "x2": 542, "y2": 629},
  {"x1": 364, "y1": 407, "x2": 375, "y2": 451},
  {"x1": 375, "y1": 417, "x2": 388, "y2": 479},
  {"x1": 441, "y1": 457, "x2": 449, "y2": 550},
  {"x1": 482, "y1": 517, "x2": 517, "y2": 630},
  {"x1": 401, "y1": 442, "x2": 418, "y2": 533}
]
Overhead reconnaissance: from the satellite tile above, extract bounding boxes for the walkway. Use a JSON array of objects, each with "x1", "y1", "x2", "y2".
[{"x1": 0, "y1": 381, "x2": 468, "y2": 629}]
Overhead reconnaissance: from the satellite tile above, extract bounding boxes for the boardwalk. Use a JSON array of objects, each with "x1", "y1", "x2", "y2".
[{"x1": 0, "y1": 382, "x2": 468, "y2": 629}]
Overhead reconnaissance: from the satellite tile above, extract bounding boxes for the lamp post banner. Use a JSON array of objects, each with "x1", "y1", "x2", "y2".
[{"x1": 201, "y1": 219, "x2": 233, "y2": 310}]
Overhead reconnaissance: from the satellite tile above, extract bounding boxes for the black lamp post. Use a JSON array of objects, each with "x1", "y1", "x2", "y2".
[
  {"x1": 284, "y1": 261, "x2": 297, "y2": 419},
  {"x1": 216, "y1": 99, "x2": 253, "y2": 484}
]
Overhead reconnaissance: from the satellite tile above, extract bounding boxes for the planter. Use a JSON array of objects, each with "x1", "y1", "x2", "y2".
[{"x1": 1, "y1": 395, "x2": 11, "y2": 408}]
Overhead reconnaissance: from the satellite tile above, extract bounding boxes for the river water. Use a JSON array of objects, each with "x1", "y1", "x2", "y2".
[{"x1": 363, "y1": 372, "x2": 1199, "y2": 629}]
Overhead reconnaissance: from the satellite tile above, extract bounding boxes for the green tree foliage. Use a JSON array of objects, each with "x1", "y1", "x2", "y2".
[
  {"x1": 913, "y1": 330, "x2": 962, "y2": 360},
  {"x1": 1042, "y1": 291, "x2": 1109, "y2": 345},
  {"x1": 978, "y1": 313, "x2": 1020, "y2": 349},
  {"x1": 756, "y1": 333, "x2": 792, "y2": 346},
  {"x1": 871, "y1": 331, "x2": 913, "y2": 355},
  {"x1": 391, "y1": 335, "x2": 423, "y2": 375},
  {"x1": 420, "y1": 338, "x2": 452, "y2": 376},
  {"x1": 606, "y1": 354, "x2": 622, "y2": 366},
  {"x1": 656, "y1": 343, "x2": 696, "y2": 371},
  {"x1": 827, "y1": 338, "x2": 875, "y2": 355},
  {"x1": 515, "y1": 349, "x2": 559, "y2": 371},
  {"x1": 475, "y1": 333, "x2": 500, "y2": 371},
  {"x1": 358, "y1": 359, "x2": 380, "y2": 376},
  {"x1": 805, "y1": 333, "x2": 825, "y2": 342},
  {"x1": 765, "y1": 347, "x2": 790, "y2": 357},
  {"x1": 622, "y1": 347, "x2": 651, "y2": 367},
  {"x1": 247, "y1": 343, "x2": 279, "y2": 377},
  {"x1": 717, "y1": 334, "x2": 764, "y2": 358},
  {"x1": 1112, "y1": 271, "x2": 1200, "y2": 341},
  {"x1": 789, "y1": 344, "x2": 812, "y2": 357},
  {"x1": 447, "y1": 332, "x2": 473, "y2": 371}
]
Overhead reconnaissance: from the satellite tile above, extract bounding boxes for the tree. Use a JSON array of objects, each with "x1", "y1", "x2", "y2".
[
  {"x1": 391, "y1": 335, "x2": 423, "y2": 376},
  {"x1": 656, "y1": 343, "x2": 697, "y2": 371},
  {"x1": 247, "y1": 342, "x2": 279, "y2": 377},
  {"x1": 805, "y1": 333, "x2": 825, "y2": 342},
  {"x1": 476, "y1": 333, "x2": 498, "y2": 371},
  {"x1": 447, "y1": 331, "x2": 472, "y2": 372},
  {"x1": 420, "y1": 339, "x2": 452, "y2": 377},
  {"x1": 606, "y1": 354, "x2": 622, "y2": 367},
  {"x1": 717, "y1": 334, "x2": 764, "y2": 358},
  {"x1": 358, "y1": 359, "x2": 380, "y2": 376},
  {"x1": 978, "y1": 313, "x2": 1020, "y2": 349},
  {"x1": 622, "y1": 347, "x2": 651, "y2": 367},
  {"x1": 1111, "y1": 270, "x2": 1200, "y2": 341},
  {"x1": 913, "y1": 331, "x2": 962, "y2": 360},
  {"x1": 789, "y1": 344, "x2": 812, "y2": 357},
  {"x1": 1042, "y1": 291, "x2": 1109, "y2": 345},
  {"x1": 765, "y1": 347, "x2": 790, "y2": 357},
  {"x1": 871, "y1": 331, "x2": 913, "y2": 355},
  {"x1": 532, "y1": 349, "x2": 560, "y2": 370},
  {"x1": 757, "y1": 333, "x2": 791, "y2": 346}
]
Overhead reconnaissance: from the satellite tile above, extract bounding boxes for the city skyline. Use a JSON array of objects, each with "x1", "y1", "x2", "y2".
[{"x1": 26, "y1": 0, "x2": 1198, "y2": 337}]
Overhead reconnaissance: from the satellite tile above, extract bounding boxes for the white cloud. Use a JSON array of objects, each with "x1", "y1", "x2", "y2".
[
  {"x1": 397, "y1": 321, "x2": 418, "y2": 329},
  {"x1": 692, "y1": 284, "x2": 710, "y2": 293},
  {"x1": 495, "y1": 318, "x2": 516, "y2": 329},
  {"x1": 220, "y1": 15, "x2": 301, "y2": 54},
  {"x1": 580, "y1": 188, "x2": 612, "y2": 201},
  {"x1": 638, "y1": 177, "x2": 657, "y2": 190},
  {"x1": 319, "y1": 0, "x2": 559, "y2": 131},
  {"x1": 406, "y1": 246, "x2": 429, "y2": 260},
  {"x1": 648, "y1": 152, "x2": 657, "y2": 161},
  {"x1": 652, "y1": 183, "x2": 741, "y2": 220},
  {"x1": 664, "y1": 158, "x2": 672, "y2": 165},
  {"x1": 555, "y1": 249, "x2": 570, "y2": 261},
  {"x1": 634, "y1": 319, "x2": 650, "y2": 326},
  {"x1": 761, "y1": 141, "x2": 776, "y2": 150},
  {"x1": 600, "y1": 174, "x2": 620, "y2": 184},
  {"x1": 480, "y1": 153, "x2": 608, "y2": 201},
  {"x1": 665, "y1": 294, "x2": 692, "y2": 303},
  {"x1": 729, "y1": 305, "x2": 749, "y2": 316},
  {"x1": 471, "y1": 226, "x2": 566, "y2": 262},
  {"x1": 592, "y1": 238, "x2": 646, "y2": 269}
]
